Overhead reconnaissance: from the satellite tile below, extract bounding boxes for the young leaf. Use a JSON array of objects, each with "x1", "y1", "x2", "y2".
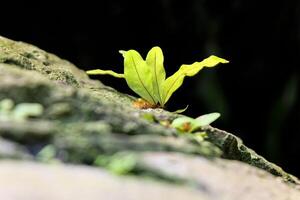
[
  {"x1": 171, "y1": 105, "x2": 189, "y2": 114},
  {"x1": 86, "y1": 69, "x2": 125, "y2": 78},
  {"x1": 123, "y1": 50, "x2": 156, "y2": 104},
  {"x1": 172, "y1": 112, "x2": 221, "y2": 133},
  {"x1": 146, "y1": 46, "x2": 166, "y2": 105},
  {"x1": 194, "y1": 112, "x2": 220, "y2": 127},
  {"x1": 171, "y1": 116, "x2": 195, "y2": 132},
  {"x1": 162, "y1": 55, "x2": 229, "y2": 104}
]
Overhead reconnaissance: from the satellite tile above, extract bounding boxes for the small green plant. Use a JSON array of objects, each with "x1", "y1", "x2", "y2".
[
  {"x1": 87, "y1": 46, "x2": 228, "y2": 108},
  {"x1": 171, "y1": 112, "x2": 220, "y2": 133}
]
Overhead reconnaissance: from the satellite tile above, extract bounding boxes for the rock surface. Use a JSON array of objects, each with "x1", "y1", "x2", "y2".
[
  {"x1": 0, "y1": 160, "x2": 210, "y2": 200},
  {"x1": 0, "y1": 35, "x2": 299, "y2": 199},
  {"x1": 1, "y1": 158, "x2": 299, "y2": 200}
]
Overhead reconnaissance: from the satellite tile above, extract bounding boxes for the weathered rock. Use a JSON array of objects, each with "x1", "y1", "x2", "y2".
[
  {"x1": 138, "y1": 152, "x2": 300, "y2": 200},
  {"x1": 0, "y1": 35, "x2": 299, "y2": 199},
  {"x1": 0, "y1": 138, "x2": 31, "y2": 159},
  {"x1": 204, "y1": 126, "x2": 300, "y2": 184},
  {"x1": 1, "y1": 157, "x2": 300, "y2": 200},
  {"x1": 0, "y1": 160, "x2": 211, "y2": 200}
]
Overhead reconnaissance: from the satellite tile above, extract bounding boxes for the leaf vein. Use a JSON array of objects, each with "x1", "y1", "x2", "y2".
[{"x1": 131, "y1": 56, "x2": 155, "y2": 103}]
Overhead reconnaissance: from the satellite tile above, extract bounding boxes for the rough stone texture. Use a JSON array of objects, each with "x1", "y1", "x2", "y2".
[
  {"x1": 139, "y1": 152, "x2": 300, "y2": 200},
  {"x1": 203, "y1": 126, "x2": 300, "y2": 184},
  {"x1": 0, "y1": 35, "x2": 299, "y2": 199}
]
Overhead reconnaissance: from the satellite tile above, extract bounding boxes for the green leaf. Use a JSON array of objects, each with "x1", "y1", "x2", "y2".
[
  {"x1": 194, "y1": 112, "x2": 220, "y2": 127},
  {"x1": 171, "y1": 105, "x2": 189, "y2": 114},
  {"x1": 171, "y1": 116, "x2": 195, "y2": 132},
  {"x1": 86, "y1": 69, "x2": 124, "y2": 78},
  {"x1": 119, "y1": 50, "x2": 127, "y2": 57},
  {"x1": 172, "y1": 113, "x2": 221, "y2": 133},
  {"x1": 123, "y1": 50, "x2": 156, "y2": 104},
  {"x1": 146, "y1": 46, "x2": 166, "y2": 105},
  {"x1": 162, "y1": 55, "x2": 229, "y2": 104},
  {"x1": 87, "y1": 48, "x2": 229, "y2": 108}
]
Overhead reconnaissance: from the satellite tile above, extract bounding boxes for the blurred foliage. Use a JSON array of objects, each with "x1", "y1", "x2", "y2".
[{"x1": 0, "y1": 99, "x2": 44, "y2": 121}]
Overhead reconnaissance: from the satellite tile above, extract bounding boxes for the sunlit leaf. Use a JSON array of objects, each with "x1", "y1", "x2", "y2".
[
  {"x1": 171, "y1": 116, "x2": 195, "y2": 132},
  {"x1": 162, "y1": 55, "x2": 229, "y2": 104},
  {"x1": 87, "y1": 47, "x2": 229, "y2": 109},
  {"x1": 146, "y1": 46, "x2": 166, "y2": 105},
  {"x1": 119, "y1": 50, "x2": 127, "y2": 56},
  {"x1": 171, "y1": 105, "x2": 189, "y2": 114},
  {"x1": 122, "y1": 50, "x2": 156, "y2": 104},
  {"x1": 86, "y1": 69, "x2": 125, "y2": 78},
  {"x1": 172, "y1": 112, "x2": 221, "y2": 133},
  {"x1": 194, "y1": 112, "x2": 220, "y2": 127}
]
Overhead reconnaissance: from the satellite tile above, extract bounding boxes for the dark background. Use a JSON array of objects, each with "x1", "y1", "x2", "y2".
[{"x1": 2, "y1": 0, "x2": 300, "y2": 176}]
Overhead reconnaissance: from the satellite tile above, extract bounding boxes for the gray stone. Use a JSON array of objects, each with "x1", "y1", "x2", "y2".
[{"x1": 139, "y1": 152, "x2": 300, "y2": 200}]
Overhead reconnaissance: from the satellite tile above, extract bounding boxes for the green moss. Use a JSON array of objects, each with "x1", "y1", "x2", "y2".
[{"x1": 0, "y1": 36, "x2": 86, "y2": 88}]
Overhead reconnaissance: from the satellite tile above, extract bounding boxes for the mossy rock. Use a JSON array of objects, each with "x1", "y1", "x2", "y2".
[
  {"x1": 0, "y1": 36, "x2": 299, "y2": 199},
  {"x1": 0, "y1": 35, "x2": 221, "y2": 161}
]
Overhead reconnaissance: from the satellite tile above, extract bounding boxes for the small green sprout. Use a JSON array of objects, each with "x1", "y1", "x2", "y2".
[
  {"x1": 87, "y1": 47, "x2": 228, "y2": 109},
  {"x1": 171, "y1": 112, "x2": 220, "y2": 133}
]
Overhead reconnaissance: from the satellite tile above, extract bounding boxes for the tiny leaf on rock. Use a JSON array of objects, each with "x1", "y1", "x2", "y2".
[{"x1": 194, "y1": 112, "x2": 221, "y2": 127}]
